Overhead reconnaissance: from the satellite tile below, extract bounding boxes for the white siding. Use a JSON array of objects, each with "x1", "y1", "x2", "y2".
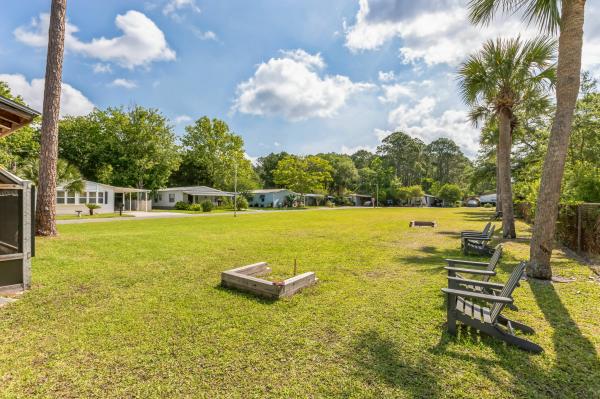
[{"x1": 56, "y1": 181, "x2": 115, "y2": 215}]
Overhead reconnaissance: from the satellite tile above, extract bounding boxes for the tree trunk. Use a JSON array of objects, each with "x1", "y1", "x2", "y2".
[
  {"x1": 495, "y1": 156, "x2": 501, "y2": 213},
  {"x1": 36, "y1": 0, "x2": 67, "y2": 236},
  {"x1": 497, "y1": 108, "x2": 516, "y2": 239},
  {"x1": 528, "y1": 0, "x2": 586, "y2": 279}
]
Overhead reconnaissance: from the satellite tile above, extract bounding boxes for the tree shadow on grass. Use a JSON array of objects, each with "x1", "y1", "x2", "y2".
[
  {"x1": 350, "y1": 330, "x2": 442, "y2": 398},
  {"x1": 432, "y1": 280, "x2": 600, "y2": 397}
]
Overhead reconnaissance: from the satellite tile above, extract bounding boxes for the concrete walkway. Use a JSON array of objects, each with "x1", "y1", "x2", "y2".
[{"x1": 57, "y1": 207, "x2": 361, "y2": 225}]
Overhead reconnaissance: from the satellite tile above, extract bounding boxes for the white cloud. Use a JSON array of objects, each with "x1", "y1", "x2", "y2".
[
  {"x1": 163, "y1": 0, "x2": 201, "y2": 16},
  {"x1": 344, "y1": 0, "x2": 538, "y2": 66},
  {"x1": 92, "y1": 63, "x2": 112, "y2": 74},
  {"x1": 110, "y1": 78, "x2": 137, "y2": 89},
  {"x1": 378, "y1": 83, "x2": 414, "y2": 103},
  {"x1": 193, "y1": 29, "x2": 218, "y2": 41},
  {"x1": 233, "y1": 49, "x2": 374, "y2": 121},
  {"x1": 244, "y1": 152, "x2": 258, "y2": 165},
  {"x1": 378, "y1": 70, "x2": 396, "y2": 82},
  {"x1": 0, "y1": 73, "x2": 94, "y2": 117},
  {"x1": 14, "y1": 11, "x2": 175, "y2": 69},
  {"x1": 273, "y1": 141, "x2": 281, "y2": 147},
  {"x1": 174, "y1": 114, "x2": 192, "y2": 124},
  {"x1": 340, "y1": 143, "x2": 378, "y2": 155}
]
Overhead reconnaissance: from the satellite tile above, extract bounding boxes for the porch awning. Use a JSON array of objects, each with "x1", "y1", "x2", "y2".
[{"x1": 0, "y1": 95, "x2": 40, "y2": 139}]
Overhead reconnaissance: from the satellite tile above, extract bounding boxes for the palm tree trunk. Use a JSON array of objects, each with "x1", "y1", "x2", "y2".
[
  {"x1": 498, "y1": 108, "x2": 516, "y2": 238},
  {"x1": 529, "y1": 0, "x2": 586, "y2": 279},
  {"x1": 495, "y1": 155, "x2": 501, "y2": 213},
  {"x1": 36, "y1": 0, "x2": 67, "y2": 236}
]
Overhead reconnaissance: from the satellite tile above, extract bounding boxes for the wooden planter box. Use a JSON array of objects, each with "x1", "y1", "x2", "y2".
[
  {"x1": 409, "y1": 220, "x2": 437, "y2": 228},
  {"x1": 221, "y1": 262, "x2": 317, "y2": 299}
]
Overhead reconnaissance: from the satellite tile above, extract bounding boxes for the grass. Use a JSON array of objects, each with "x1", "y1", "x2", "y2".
[
  {"x1": 1, "y1": 208, "x2": 598, "y2": 398},
  {"x1": 56, "y1": 213, "x2": 134, "y2": 220},
  {"x1": 151, "y1": 208, "x2": 244, "y2": 214}
]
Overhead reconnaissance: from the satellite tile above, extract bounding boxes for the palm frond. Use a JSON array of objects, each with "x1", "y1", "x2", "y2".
[{"x1": 468, "y1": 0, "x2": 561, "y2": 33}]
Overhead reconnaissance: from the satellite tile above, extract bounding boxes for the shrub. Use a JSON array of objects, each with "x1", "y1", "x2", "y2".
[
  {"x1": 325, "y1": 200, "x2": 334, "y2": 208},
  {"x1": 201, "y1": 200, "x2": 213, "y2": 212},
  {"x1": 85, "y1": 203, "x2": 101, "y2": 215},
  {"x1": 189, "y1": 203, "x2": 202, "y2": 211},
  {"x1": 437, "y1": 184, "x2": 463, "y2": 206},
  {"x1": 221, "y1": 197, "x2": 233, "y2": 209},
  {"x1": 175, "y1": 201, "x2": 190, "y2": 210},
  {"x1": 235, "y1": 196, "x2": 248, "y2": 210},
  {"x1": 483, "y1": 203, "x2": 493, "y2": 208}
]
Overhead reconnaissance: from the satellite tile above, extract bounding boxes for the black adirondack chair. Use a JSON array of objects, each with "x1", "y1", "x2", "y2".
[
  {"x1": 442, "y1": 262, "x2": 542, "y2": 353},
  {"x1": 460, "y1": 222, "x2": 491, "y2": 238},
  {"x1": 462, "y1": 225, "x2": 496, "y2": 255},
  {"x1": 445, "y1": 245, "x2": 503, "y2": 291}
]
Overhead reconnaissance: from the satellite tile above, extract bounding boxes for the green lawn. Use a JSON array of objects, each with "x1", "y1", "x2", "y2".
[
  {"x1": 56, "y1": 213, "x2": 134, "y2": 220},
  {"x1": 1, "y1": 208, "x2": 598, "y2": 398},
  {"x1": 151, "y1": 208, "x2": 244, "y2": 214}
]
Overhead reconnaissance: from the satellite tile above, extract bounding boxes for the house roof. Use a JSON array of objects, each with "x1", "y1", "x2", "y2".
[
  {"x1": 251, "y1": 189, "x2": 293, "y2": 194},
  {"x1": 158, "y1": 186, "x2": 232, "y2": 196},
  {"x1": 57, "y1": 180, "x2": 150, "y2": 193},
  {"x1": 304, "y1": 193, "x2": 324, "y2": 197},
  {"x1": 348, "y1": 193, "x2": 371, "y2": 198},
  {"x1": 0, "y1": 95, "x2": 40, "y2": 139}
]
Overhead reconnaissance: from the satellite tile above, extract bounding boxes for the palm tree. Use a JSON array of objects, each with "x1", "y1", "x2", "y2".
[
  {"x1": 457, "y1": 37, "x2": 556, "y2": 239},
  {"x1": 468, "y1": 0, "x2": 587, "y2": 279},
  {"x1": 20, "y1": 158, "x2": 85, "y2": 194},
  {"x1": 36, "y1": 0, "x2": 67, "y2": 236}
]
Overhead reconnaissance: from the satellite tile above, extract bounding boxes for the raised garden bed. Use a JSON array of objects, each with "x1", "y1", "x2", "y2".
[
  {"x1": 409, "y1": 221, "x2": 437, "y2": 227},
  {"x1": 221, "y1": 262, "x2": 317, "y2": 299}
]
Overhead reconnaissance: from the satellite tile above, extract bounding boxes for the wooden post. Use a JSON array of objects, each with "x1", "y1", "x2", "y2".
[
  {"x1": 294, "y1": 258, "x2": 297, "y2": 276},
  {"x1": 577, "y1": 204, "x2": 582, "y2": 253}
]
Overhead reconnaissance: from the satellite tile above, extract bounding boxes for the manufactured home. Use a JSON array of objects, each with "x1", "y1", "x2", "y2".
[
  {"x1": 249, "y1": 189, "x2": 296, "y2": 208},
  {"x1": 153, "y1": 186, "x2": 233, "y2": 209},
  {"x1": 56, "y1": 180, "x2": 151, "y2": 215}
]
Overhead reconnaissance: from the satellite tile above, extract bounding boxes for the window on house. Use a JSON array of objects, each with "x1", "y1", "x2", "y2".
[
  {"x1": 158, "y1": 194, "x2": 162, "y2": 201},
  {"x1": 57, "y1": 191, "x2": 65, "y2": 204},
  {"x1": 169, "y1": 193, "x2": 175, "y2": 203},
  {"x1": 88, "y1": 192, "x2": 97, "y2": 204},
  {"x1": 79, "y1": 192, "x2": 87, "y2": 204},
  {"x1": 260, "y1": 195, "x2": 265, "y2": 202},
  {"x1": 66, "y1": 191, "x2": 76, "y2": 204},
  {"x1": 98, "y1": 192, "x2": 104, "y2": 204}
]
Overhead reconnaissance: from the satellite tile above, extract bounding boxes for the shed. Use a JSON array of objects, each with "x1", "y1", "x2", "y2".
[{"x1": 0, "y1": 95, "x2": 39, "y2": 293}]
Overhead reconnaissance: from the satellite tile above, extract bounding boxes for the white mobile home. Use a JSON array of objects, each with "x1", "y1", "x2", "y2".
[
  {"x1": 153, "y1": 186, "x2": 233, "y2": 209},
  {"x1": 479, "y1": 193, "x2": 497, "y2": 206},
  {"x1": 56, "y1": 180, "x2": 151, "y2": 215},
  {"x1": 249, "y1": 189, "x2": 296, "y2": 208}
]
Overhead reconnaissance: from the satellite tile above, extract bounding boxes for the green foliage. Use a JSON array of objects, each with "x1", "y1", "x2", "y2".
[
  {"x1": 437, "y1": 184, "x2": 463, "y2": 205},
  {"x1": 85, "y1": 203, "x2": 101, "y2": 215},
  {"x1": 235, "y1": 196, "x2": 249, "y2": 210},
  {"x1": 171, "y1": 116, "x2": 258, "y2": 191},
  {"x1": 316, "y1": 153, "x2": 358, "y2": 196},
  {"x1": 483, "y1": 203, "x2": 493, "y2": 208},
  {"x1": 350, "y1": 149, "x2": 375, "y2": 169},
  {"x1": 19, "y1": 158, "x2": 85, "y2": 193},
  {"x1": 59, "y1": 106, "x2": 181, "y2": 190},
  {"x1": 424, "y1": 138, "x2": 472, "y2": 188},
  {"x1": 188, "y1": 203, "x2": 202, "y2": 212},
  {"x1": 273, "y1": 155, "x2": 333, "y2": 194},
  {"x1": 174, "y1": 201, "x2": 190, "y2": 210},
  {"x1": 255, "y1": 152, "x2": 289, "y2": 188},
  {"x1": 200, "y1": 200, "x2": 213, "y2": 212},
  {"x1": 377, "y1": 131, "x2": 426, "y2": 186}
]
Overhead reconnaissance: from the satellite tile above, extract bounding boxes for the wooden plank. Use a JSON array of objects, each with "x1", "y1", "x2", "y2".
[
  {"x1": 0, "y1": 184, "x2": 23, "y2": 190},
  {"x1": 464, "y1": 300, "x2": 473, "y2": 318},
  {"x1": 482, "y1": 307, "x2": 492, "y2": 323},
  {"x1": 456, "y1": 297, "x2": 464, "y2": 313},
  {"x1": 0, "y1": 253, "x2": 24, "y2": 262},
  {"x1": 228, "y1": 262, "x2": 270, "y2": 276},
  {"x1": 472, "y1": 303, "x2": 482, "y2": 321},
  {"x1": 221, "y1": 271, "x2": 280, "y2": 298},
  {"x1": 279, "y1": 272, "x2": 317, "y2": 297}
]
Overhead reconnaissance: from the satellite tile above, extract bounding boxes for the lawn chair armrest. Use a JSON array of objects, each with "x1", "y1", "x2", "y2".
[
  {"x1": 447, "y1": 276, "x2": 505, "y2": 290},
  {"x1": 445, "y1": 259, "x2": 489, "y2": 267},
  {"x1": 444, "y1": 266, "x2": 496, "y2": 276},
  {"x1": 441, "y1": 288, "x2": 513, "y2": 303},
  {"x1": 463, "y1": 237, "x2": 493, "y2": 243}
]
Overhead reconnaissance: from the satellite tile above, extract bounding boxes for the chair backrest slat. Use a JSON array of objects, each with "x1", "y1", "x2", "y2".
[
  {"x1": 487, "y1": 225, "x2": 496, "y2": 238},
  {"x1": 487, "y1": 245, "x2": 503, "y2": 271},
  {"x1": 490, "y1": 261, "x2": 526, "y2": 322},
  {"x1": 482, "y1": 222, "x2": 491, "y2": 235}
]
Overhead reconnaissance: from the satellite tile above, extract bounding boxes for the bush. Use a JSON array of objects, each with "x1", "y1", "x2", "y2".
[
  {"x1": 235, "y1": 196, "x2": 248, "y2": 210},
  {"x1": 483, "y1": 203, "x2": 493, "y2": 208},
  {"x1": 175, "y1": 201, "x2": 190, "y2": 210},
  {"x1": 455, "y1": 200, "x2": 463, "y2": 208},
  {"x1": 437, "y1": 184, "x2": 463, "y2": 206},
  {"x1": 189, "y1": 203, "x2": 202, "y2": 211},
  {"x1": 221, "y1": 197, "x2": 233, "y2": 209},
  {"x1": 85, "y1": 203, "x2": 101, "y2": 215},
  {"x1": 325, "y1": 200, "x2": 334, "y2": 208},
  {"x1": 201, "y1": 200, "x2": 213, "y2": 212}
]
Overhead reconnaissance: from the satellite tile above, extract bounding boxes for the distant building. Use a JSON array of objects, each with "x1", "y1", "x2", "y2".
[
  {"x1": 479, "y1": 193, "x2": 497, "y2": 206},
  {"x1": 347, "y1": 193, "x2": 371, "y2": 206},
  {"x1": 154, "y1": 186, "x2": 233, "y2": 209},
  {"x1": 249, "y1": 189, "x2": 296, "y2": 208}
]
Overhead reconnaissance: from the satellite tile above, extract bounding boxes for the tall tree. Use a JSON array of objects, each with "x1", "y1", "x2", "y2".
[
  {"x1": 350, "y1": 150, "x2": 375, "y2": 169},
  {"x1": 36, "y1": 0, "x2": 67, "y2": 236},
  {"x1": 377, "y1": 132, "x2": 426, "y2": 186},
  {"x1": 273, "y1": 155, "x2": 333, "y2": 196},
  {"x1": 425, "y1": 138, "x2": 472, "y2": 186},
  {"x1": 317, "y1": 153, "x2": 358, "y2": 196},
  {"x1": 469, "y1": 0, "x2": 587, "y2": 280},
  {"x1": 255, "y1": 152, "x2": 289, "y2": 188},
  {"x1": 457, "y1": 37, "x2": 556, "y2": 239},
  {"x1": 173, "y1": 116, "x2": 257, "y2": 191}
]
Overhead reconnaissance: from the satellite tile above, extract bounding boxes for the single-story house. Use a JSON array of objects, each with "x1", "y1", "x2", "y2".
[
  {"x1": 56, "y1": 180, "x2": 151, "y2": 215},
  {"x1": 416, "y1": 194, "x2": 437, "y2": 207},
  {"x1": 347, "y1": 193, "x2": 371, "y2": 206},
  {"x1": 249, "y1": 189, "x2": 296, "y2": 208},
  {"x1": 153, "y1": 186, "x2": 233, "y2": 209},
  {"x1": 304, "y1": 193, "x2": 325, "y2": 206},
  {"x1": 479, "y1": 193, "x2": 497, "y2": 206}
]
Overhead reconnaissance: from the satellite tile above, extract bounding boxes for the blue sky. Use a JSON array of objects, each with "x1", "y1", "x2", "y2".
[{"x1": 1, "y1": 0, "x2": 599, "y2": 160}]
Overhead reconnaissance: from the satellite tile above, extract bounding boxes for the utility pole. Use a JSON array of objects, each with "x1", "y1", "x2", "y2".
[
  {"x1": 233, "y1": 161, "x2": 238, "y2": 218},
  {"x1": 376, "y1": 182, "x2": 379, "y2": 208}
]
